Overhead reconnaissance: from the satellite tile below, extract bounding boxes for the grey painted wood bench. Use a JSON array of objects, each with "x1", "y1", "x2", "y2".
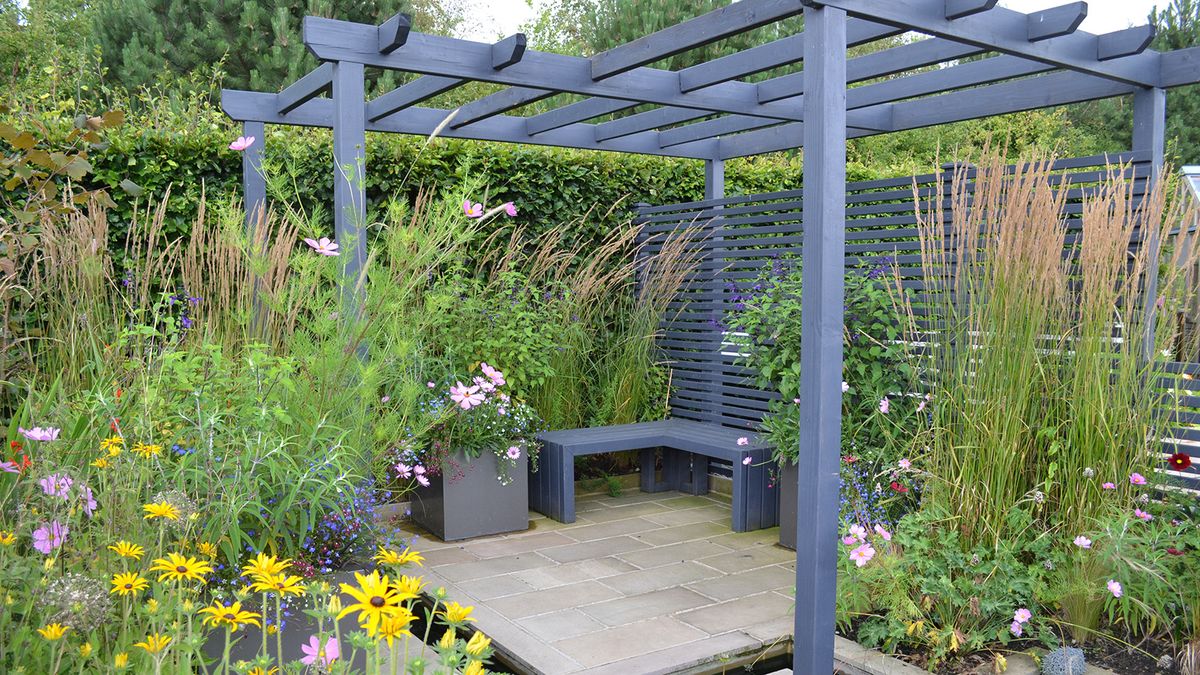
[{"x1": 530, "y1": 419, "x2": 778, "y2": 532}]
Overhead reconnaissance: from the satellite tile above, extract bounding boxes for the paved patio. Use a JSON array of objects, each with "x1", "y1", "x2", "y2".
[{"x1": 397, "y1": 489, "x2": 797, "y2": 674}]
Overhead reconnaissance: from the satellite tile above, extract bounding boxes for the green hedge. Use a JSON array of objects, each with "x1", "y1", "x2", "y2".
[{"x1": 79, "y1": 124, "x2": 887, "y2": 254}]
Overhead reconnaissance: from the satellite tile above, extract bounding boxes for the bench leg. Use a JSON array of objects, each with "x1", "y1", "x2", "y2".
[
  {"x1": 663, "y1": 448, "x2": 689, "y2": 492},
  {"x1": 531, "y1": 442, "x2": 577, "y2": 524},
  {"x1": 682, "y1": 454, "x2": 710, "y2": 496},
  {"x1": 731, "y1": 449, "x2": 779, "y2": 532}
]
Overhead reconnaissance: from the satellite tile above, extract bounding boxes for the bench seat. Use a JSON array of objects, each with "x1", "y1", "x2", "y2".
[{"x1": 530, "y1": 419, "x2": 778, "y2": 532}]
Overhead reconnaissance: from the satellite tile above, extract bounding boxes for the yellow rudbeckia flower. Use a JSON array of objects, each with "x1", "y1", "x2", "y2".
[
  {"x1": 197, "y1": 600, "x2": 262, "y2": 632},
  {"x1": 108, "y1": 540, "x2": 145, "y2": 560},
  {"x1": 149, "y1": 553, "x2": 213, "y2": 583},
  {"x1": 133, "y1": 633, "x2": 172, "y2": 654},
  {"x1": 250, "y1": 572, "x2": 306, "y2": 597},
  {"x1": 337, "y1": 570, "x2": 403, "y2": 632},
  {"x1": 465, "y1": 630, "x2": 492, "y2": 658},
  {"x1": 110, "y1": 572, "x2": 149, "y2": 596},
  {"x1": 37, "y1": 623, "x2": 69, "y2": 640},
  {"x1": 440, "y1": 601, "x2": 475, "y2": 626},
  {"x1": 367, "y1": 608, "x2": 416, "y2": 648},
  {"x1": 242, "y1": 552, "x2": 291, "y2": 580},
  {"x1": 142, "y1": 502, "x2": 179, "y2": 521}
]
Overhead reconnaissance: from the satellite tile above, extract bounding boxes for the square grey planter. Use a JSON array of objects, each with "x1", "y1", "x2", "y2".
[
  {"x1": 778, "y1": 460, "x2": 797, "y2": 550},
  {"x1": 410, "y1": 450, "x2": 529, "y2": 542}
]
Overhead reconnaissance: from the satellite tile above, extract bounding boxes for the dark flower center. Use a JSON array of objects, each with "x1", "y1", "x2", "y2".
[
  {"x1": 370, "y1": 596, "x2": 386, "y2": 607},
  {"x1": 224, "y1": 613, "x2": 235, "y2": 620},
  {"x1": 124, "y1": 583, "x2": 133, "y2": 589},
  {"x1": 176, "y1": 566, "x2": 188, "y2": 573}
]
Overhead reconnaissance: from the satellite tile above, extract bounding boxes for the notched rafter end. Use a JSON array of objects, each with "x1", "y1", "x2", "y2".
[
  {"x1": 378, "y1": 13, "x2": 412, "y2": 54},
  {"x1": 492, "y1": 34, "x2": 528, "y2": 70},
  {"x1": 1097, "y1": 24, "x2": 1156, "y2": 61},
  {"x1": 944, "y1": 0, "x2": 998, "y2": 20},
  {"x1": 1026, "y1": 1, "x2": 1088, "y2": 42}
]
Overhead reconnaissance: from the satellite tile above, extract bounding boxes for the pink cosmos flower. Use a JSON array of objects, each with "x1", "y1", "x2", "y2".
[
  {"x1": 742, "y1": 456, "x2": 752, "y2": 465},
  {"x1": 80, "y1": 485, "x2": 97, "y2": 517},
  {"x1": 1013, "y1": 608, "x2": 1032, "y2": 624},
  {"x1": 737, "y1": 437, "x2": 749, "y2": 446},
  {"x1": 502, "y1": 202, "x2": 517, "y2": 217},
  {"x1": 395, "y1": 463, "x2": 413, "y2": 479},
  {"x1": 1073, "y1": 535, "x2": 1092, "y2": 549},
  {"x1": 848, "y1": 544, "x2": 876, "y2": 567},
  {"x1": 0, "y1": 461, "x2": 17, "y2": 473},
  {"x1": 427, "y1": 381, "x2": 436, "y2": 388},
  {"x1": 19, "y1": 426, "x2": 60, "y2": 442},
  {"x1": 497, "y1": 406, "x2": 507, "y2": 416},
  {"x1": 416, "y1": 474, "x2": 430, "y2": 488},
  {"x1": 380, "y1": 395, "x2": 391, "y2": 403},
  {"x1": 414, "y1": 465, "x2": 426, "y2": 475},
  {"x1": 898, "y1": 458, "x2": 911, "y2": 470},
  {"x1": 39, "y1": 474, "x2": 73, "y2": 499},
  {"x1": 480, "y1": 363, "x2": 506, "y2": 386},
  {"x1": 229, "y1": 135, "x2": 255, "y2": 151},
  {"x1": 463, "y1": 200, "x2": 484, "y2": 218},
  {"x1": 1102, "y1": 482, "x2": 1116, "y2": 490},
  {"x1": 848, "y1": 524, "x2": 867, "y2": 541},
  {"x1": 916, "y1": 394, "x2": 931, "y2": 413},
  {"x1": 1010, "y1": 620, "x2": 1023, "y2": 637},
  {"x1": 303, "y1": 237, "x2": 340, "y2": 256},
  {"x1": 879, "y1": 397, "x2": 890, "y2": 414},
  {"x1": 841, "y1": 381, "x2": 849, "y2": 393},
  {"x1": 1107, "y1": 579, "x2": 1123, "y2": 598},
  {"x1": 32, "y1": 521, "x2": 67, "y2": 554},
  {"x1": 449, "y1": 382, "x2": 485, "y2": 410},
  {"x1": 1134, "y1": 508, "x2": 1153, "y2": 522},
  {"x1": 474, "y1": 376, "x2": 496, "y2": 393},
  {"x1": 874, "y1": 524, "x2": 892, "y2": 541},
  {"x1": 842, "y1": 535, "x2": 858, "y2": 545},
  {"x1": 300, "y1": 635, "x2": 340, "y2": 666},
  {"x1": 1130, "y1": 472, "x2": 1147, "y2": 485},
  {"x1": 507, "y1": 446, "x2": 521, "y2": 460}
]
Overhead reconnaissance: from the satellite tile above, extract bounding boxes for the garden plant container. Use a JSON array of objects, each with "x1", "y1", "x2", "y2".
[{"x1": 410, "y1": 449, "x2": 529, "y2": 541}]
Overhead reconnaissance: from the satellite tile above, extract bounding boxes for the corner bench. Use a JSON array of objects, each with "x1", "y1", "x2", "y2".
[{"x1": 530, "y1": 419, "x2": 778, "y2": 532}]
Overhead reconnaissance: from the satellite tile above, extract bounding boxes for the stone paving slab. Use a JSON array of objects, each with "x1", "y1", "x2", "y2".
[{"x1": 405, "y1": 491, "x2": 798, "y2": 674}]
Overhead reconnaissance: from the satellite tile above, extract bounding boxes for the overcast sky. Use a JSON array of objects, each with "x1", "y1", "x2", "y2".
[{"x1": 456, "y1": 0, "x2": 1164, "y2": 42}]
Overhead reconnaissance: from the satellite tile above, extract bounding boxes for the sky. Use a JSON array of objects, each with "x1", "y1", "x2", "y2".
[{"x1": 455, "y1": 0, "x2": 1164, "y2": 42}]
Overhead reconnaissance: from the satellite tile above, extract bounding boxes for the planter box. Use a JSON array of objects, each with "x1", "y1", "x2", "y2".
[
  {"x1": 410, "y1": 450, "x2": 529, "y2": 541},
  {"x1": 778, "y1": 461, "x2": 798, "y2": 550}
]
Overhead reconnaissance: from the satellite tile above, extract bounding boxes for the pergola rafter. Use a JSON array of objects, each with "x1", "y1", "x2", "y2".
[{"x1": 220, "y1": 2, "x2": 1200, "y2": 670}]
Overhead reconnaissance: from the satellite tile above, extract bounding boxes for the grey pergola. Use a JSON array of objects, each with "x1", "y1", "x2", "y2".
[{"x1": 222, "y1": 1, "x2": 1200, "y2": 670}]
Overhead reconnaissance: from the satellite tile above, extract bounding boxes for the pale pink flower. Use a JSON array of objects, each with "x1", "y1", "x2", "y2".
[
  {"x1": 1073, "y1": 535, "x2": 1092, "y2": 549},
  {"x1": 1130, "y1": 472, "x2": 1147, "y2": 485},
  {"x1": 395, "y1": 463, "x2": 413, "y2": 479},
  {"x1": 463, "y1": 200, "x2": 484, "y2": 218},
  {"x1": 427, "y1": 381, "x2": 436, "y2": 388},
  {"x1": 1102, "y1": 482, "x2": 1116, "y2": 489},
  {"x1": 39, "y1": 474, "x2": 72, "y2": 499},
  {"x1": 506, "y1": 446, "x2": 521, "y2": 460},
  {"x1": 842, "y1": 535, "x2": 858, "y2": 545},
  {"x1": 19, "y1": 426, "x2": 59, "y2": 442},
  {"x1": 497, "y1": 406, "x2": 507, "y2": 416},
  {"x1": 380, "y1": 395, "x2": 390, "y2": 403},
  {"x1": 32, "y1": 521, "x2": 67, "y2": 554},
  {"x1": 413, "y1": 465, "x2": 426, "y2": 475},
  {"x1": 742, "y1": 456, "x2": 752, "y2": 465},
  {"x1": 898, "y1": 458, "x2": 911, "y2": 470},
  {"x1": 841, "y1": 381, "x2": 849, "y2": 393},
  {"x1": 449, "y1": 382, "x2": 485, "y2": 410},
  {"x1": 474, "y1": 376, "x2": 496, "y2": 393},
  {"x1": 873, "y1": 524, "x2": 892, "y2": 541},
  {"x1": 300, "y1": 635, "x2": 340, "y2": 666},
  {"x1": 1010, "y1": 620, "x2": 1023, "y2": 637},
  {"x1": 916, "y1": 394, "x2": 929, "y2": 413},
  {"x1": 0, "y1": 461, "x2": 17, "y2": 473},
  {"x1": 303, "y1": 237, "x2": 340, "y2": 256},
  {"x1": 879, "y1": 397, "x2": 890, "y2": 414},
  {"x1": 480, "y1": 363, "x2": 506, "y2": 386},
  {"x1": 848, "y1": 544, "x2": 876, "y2": 567},
  {"x1": 229, "y1": 135, "x2": 255, "y2": 151},
  {"x1": 737, "y1": 437, "x2": 749, "y2": 446},
  {"x1": 416, "y1": 474, "x2": 430, "y2": 488},
  {"x1": 1013, "y1": 608, "x2": 1032, "y2": 624},
  {"x1": 1107, "y1": 579, "x2": 1123, "y2": 597},
  {"x1": 848, "y1": 524, "x2": 867, "y2": 541},
  {"x1": 1134, "y1": 508, "x2": 1153, "y2": 522},
  {"x1": 502, "y1": 202, "x2": 517, "y2": 217}
]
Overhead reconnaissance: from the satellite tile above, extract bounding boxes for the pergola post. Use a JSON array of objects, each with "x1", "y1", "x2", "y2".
[
  {"x1": 332, "y1": 60, "x2": 368, "y2": 317},
  {"x1": 1134, "y1": 87, "x2": 1166, "y2": 361},
  {"x1": 704, "y1": 158, "x2": 725, "y2": 200},
  {"x1": 241, "y1": 120, "x2": 266, "y2": 235},
  {"x1": 795, "y1": 2, "x2": 846, "y2": 672}
]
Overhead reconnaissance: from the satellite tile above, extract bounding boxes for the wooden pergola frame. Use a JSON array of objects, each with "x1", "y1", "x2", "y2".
[{"x1": 222, "y1": 1, "x2": 1200, "y2": 670}]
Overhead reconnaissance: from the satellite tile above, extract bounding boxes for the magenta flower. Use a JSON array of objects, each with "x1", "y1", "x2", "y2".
[
  {"x1": 916, "y1": 394, "x2": 931, "y2": 413},
  {"x1": 416, "y1": 474, "x2": 430, "y2": 488},
  {"x1": 449, "y1": 382, "x2": 485, "y2": 410},
  {"x1": 39, "y1": 474, "x2": 73, "y2": 499},
  {"x1": 79, "y1": 485, "x2": 98, "y2": 517},
  {"x1": 1073, "y1": 535, "x2": 1092, "y2": 549},
  {"x1": 303, "y1": 237, "x2": 340, "y2": 256},
  {"x1": 898, "y1": 458, "x2": 911, "y2": 470},
  {"x1": 502, "y1": 202, "x2": 517, "y2": 217},
  {"x1": 19, "y1": 426, "x2": 60, "y2": 442},
  {"x1": 841, "y1": 535, "x2": 858, "y2": 545},
  {"x1": 427, "y1": 381, "x2": 436, "y2": 388},
  {"x1": 506, "y1": 446, "x2": 521, "y2": 460},
  {"x1": 848, "y1": 543, "x2": 876, "y2": 567},
  {"x1": 1013, "y1": 608, "x2": 1032, "y2": 624},
  {"x1": 737, "y1": 437, "x2": 749, "y2": 446},
  {"x1": 462, "y1": 200, "x2": 484, "y2": 218},
  {"x1": 32, "y1": 521, "x2": 67, "y2": 554},
  {"x1": 879, "y1": 397, "x2": 890, "y2": 414},
  {"x1": 1130, "y1": 472, "x2": 1147, "y2": 485},
  {"x1": 1107, "y1": 579, "x2": 1123, "y2": 598},
  {"x1": 228, "y1": 135, "x2": 256, "y2": 151},
  {"x1": 300, "y1": 635, "x2": 340, "y2": 666},
  {"x1": 1010, "y1": 620, "x2": 1023, "y2": 637},
  {"x1": 1134, "y1": 508, "x2": 1153, "y2": 522},
  {"x1": 395, "y1": 463, "x2": 413, "y2": 479},
  {"x1": 480, "y1": 362, "x2": 506, "y2": 386},
  {"x1": 874, "y1": 524, "x2": 892, "y2": 541},
  {"x1": 1102, "y1": 482, "x2": 1116, "y2": 490}
]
